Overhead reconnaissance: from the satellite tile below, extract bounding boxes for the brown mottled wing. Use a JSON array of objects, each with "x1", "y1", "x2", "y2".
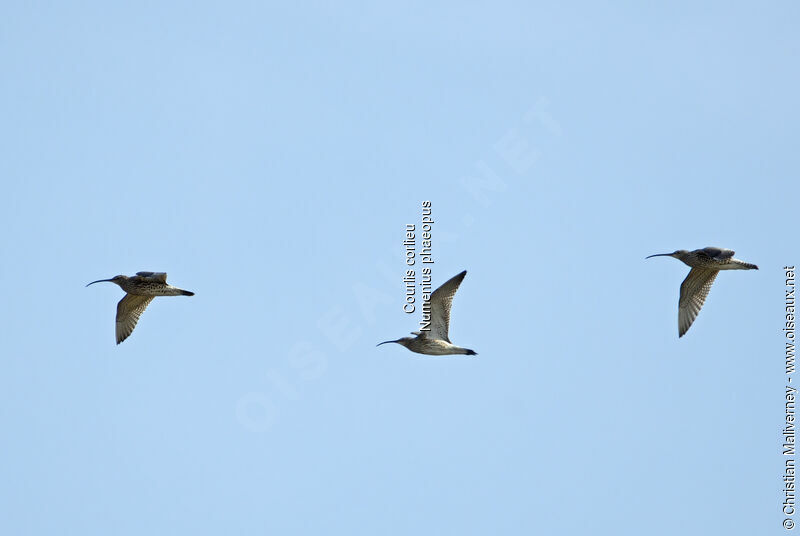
[
  {"x1": 116, "y1": 294, "x2": 155, "y2": 344},
  {"x1": 135, "y1": 272, "x2": 168, "y2": 283},
  {"x1": 700, "y1": 247, "x2": 734, "y2": 260},
  {"x1": 428, "y1": 271, "x2": 467, "y2": 342},
  {"x1": 678, "y1": 268, "x2": 718, "y2": 337}
]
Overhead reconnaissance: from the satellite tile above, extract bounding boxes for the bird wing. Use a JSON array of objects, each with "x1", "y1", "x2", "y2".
[
  {"x1": 116, "y1": 294, "x2": 155, "y2": 344},
  {"x1": 678, "y1": 268, "x2": 719, "y2": 337},
  {"x1": 135, "y1": 272, "x2": 168, "y2": 283},
  {"x1": 427, "y1": 271, "x2": 467, "y2": 342},
  {"x1": 700, "y1": 247, "x2": 734, "y2": 260}
]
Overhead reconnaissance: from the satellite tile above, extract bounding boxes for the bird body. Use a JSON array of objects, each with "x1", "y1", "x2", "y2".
[
  {"x1": 655, "y1": 247, "x2": 758, "y2": 271},
  {"x1": 646, "y1": 247, "x2": 757, "y2": 337},
  {"x1": 383, "y1": 333, "x2": 476, "y2": 356},
  {"x1": 87, "y1": 272, "x2": 194, "y2": 344},
  {"x1": 378, "y1": 270, "x2": 477, "y2": 356}
]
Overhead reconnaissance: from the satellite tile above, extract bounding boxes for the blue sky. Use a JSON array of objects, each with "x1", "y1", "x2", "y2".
[{"x1": 1, "y1": 2, "x2": 798, "y2": 534}]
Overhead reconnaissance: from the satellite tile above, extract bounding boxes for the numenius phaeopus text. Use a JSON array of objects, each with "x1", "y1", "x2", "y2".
[
  {"x1": 87, "y1": 272, "x2": 195, "y2": 344},
  {"x1": 378, "y1": 270, "x2": 477, "y2": 355},
  {"x1": 646, "y1": 247, "x2": 757, "y2": 337}
]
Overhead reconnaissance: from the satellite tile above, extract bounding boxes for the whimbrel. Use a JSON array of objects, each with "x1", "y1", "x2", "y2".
[
  {"x1": 646, "y1": 247, "x2": 757, "y2": 337},
  {"x1": 378, "y1": 270, "x2": 477, "y2": 355},
  {"x1": 87, "y1": 272, "x2": 194, "y2": 344}
]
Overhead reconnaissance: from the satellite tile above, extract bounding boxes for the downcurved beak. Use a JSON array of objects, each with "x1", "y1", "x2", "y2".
[
  {"x1": 376, "y1": 340, "x2": 398, "y2": 347},
  {"x1": 645, "y1": 253, "x2": 673, "y2": 259},
  {"x1": 86, "y1": 278, "x2": 114, "y2": 287}
]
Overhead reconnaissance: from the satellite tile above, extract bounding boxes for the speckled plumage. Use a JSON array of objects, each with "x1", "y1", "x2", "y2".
[
  {"x1": 646, "y1": 248, "x2": 757, "y2": 337},
  {"x1": 87, "y1": 272, "x2": 194, "y2": 344},
  {"x1": 378, "y1": 270, "x2": 477, "y2": 356}
]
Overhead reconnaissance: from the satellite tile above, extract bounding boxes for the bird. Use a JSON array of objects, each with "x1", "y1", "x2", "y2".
[
  {"x1": 87, "y1": 272, "x2": 194, "y2": 344},
  {"x1": 377, "y1": 270, "x2": 477, "y2": 355},
  {"x1": 646, "y1": 247, "x2": 758, "y2": 337}
]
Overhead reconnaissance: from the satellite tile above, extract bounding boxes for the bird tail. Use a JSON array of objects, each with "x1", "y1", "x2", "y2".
[
  {"x1": 181, "y1": 290, "x2": 195, "y2": 296},
  {"x1": 464, "y1": 349, "x2": 477, "y2": 356}
]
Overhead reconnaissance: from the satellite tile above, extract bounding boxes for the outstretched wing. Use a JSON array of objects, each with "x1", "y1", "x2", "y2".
[
  {"x1": 116, "y1": 294, "x2": 155, "y2": 344},
  {"x1": 678, "y1": 268, "x2": 718, "y2": 337},
  {"x1": 700, "y1": 247, "x2": 734, "y2": 260},
  {"x1": 135, "y1": 272, "x2": 168, "y2": 283},
  {"x1": 427, "y1": 271, "x2": 467, "y2": 342}
]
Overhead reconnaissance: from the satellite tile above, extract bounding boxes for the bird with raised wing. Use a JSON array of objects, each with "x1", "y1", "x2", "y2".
[
  {"x1": 378, "y1": 270, "x2": 477, "y2": 355},
  {"x1": 646, "y1": 247, "x2": 757, "y2": 337},
  {"x1": 87, "y1": 272, "x2": 195, "y2": 344}
]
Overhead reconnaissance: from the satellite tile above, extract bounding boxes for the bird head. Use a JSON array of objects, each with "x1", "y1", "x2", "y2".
[
  {"x1": 376, "y1": 337, "x2": 415, "y2": 349},
  {"x1": 646, "y1": 250, "x2": 688, "y2": 260},
  {"x1": 86, "y1": 275, "x2": 128, "y2": 288}
]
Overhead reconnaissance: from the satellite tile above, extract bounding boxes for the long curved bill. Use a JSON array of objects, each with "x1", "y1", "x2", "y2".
[
  {"x1": 86, "y1": 278, "x2": 114, "y2": 287},
  {"x1": 645, "y1": 253, "x2": 673, "y2": 259},
  {"x1": 376, "y1": 340, "x2": 397, "y2": 347}
]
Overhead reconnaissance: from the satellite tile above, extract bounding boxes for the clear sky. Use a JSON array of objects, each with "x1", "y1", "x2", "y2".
[{"x1": 1, "y1": 2, "x2": 797, "y2": 534}]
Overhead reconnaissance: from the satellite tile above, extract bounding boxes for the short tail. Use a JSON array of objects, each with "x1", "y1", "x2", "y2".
[
  {"x1": 181, "y1": 290, "x2": 195, "y2": 296},
  {"x1": 742, "y1": 262, "x2": 758, "y2": 270},
  {"x1": 464, "y1": 349, "x2": 477, "y2": 356}
]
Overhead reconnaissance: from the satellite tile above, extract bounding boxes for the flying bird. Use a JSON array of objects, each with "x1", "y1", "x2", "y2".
[
  {"x1": 646, "y1": 247, "x2": 757, "y2": 337},
  {"x1": 378, "y1": 270, "x2": 477, "y2": 355},
  {"x1": 87, "y1": 272, "x2": 194, "y2": 344}
]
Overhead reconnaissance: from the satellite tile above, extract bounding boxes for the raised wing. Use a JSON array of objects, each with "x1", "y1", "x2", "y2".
[
  {"x1": 427, "y1": 270, "x2": 467, "y2": 342},
  {"x1": 699, "y1": 247, "x2": 734, "y2": 260},
  {"x1": 116, "y1": 294, "x2": 155, "y2": 344},
  {"x1": 678, "y1": 267, "x2": 718, "y2": 337},
  {"x1": 135, "y1": 272, "x2": 168, "y2": 284}
]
